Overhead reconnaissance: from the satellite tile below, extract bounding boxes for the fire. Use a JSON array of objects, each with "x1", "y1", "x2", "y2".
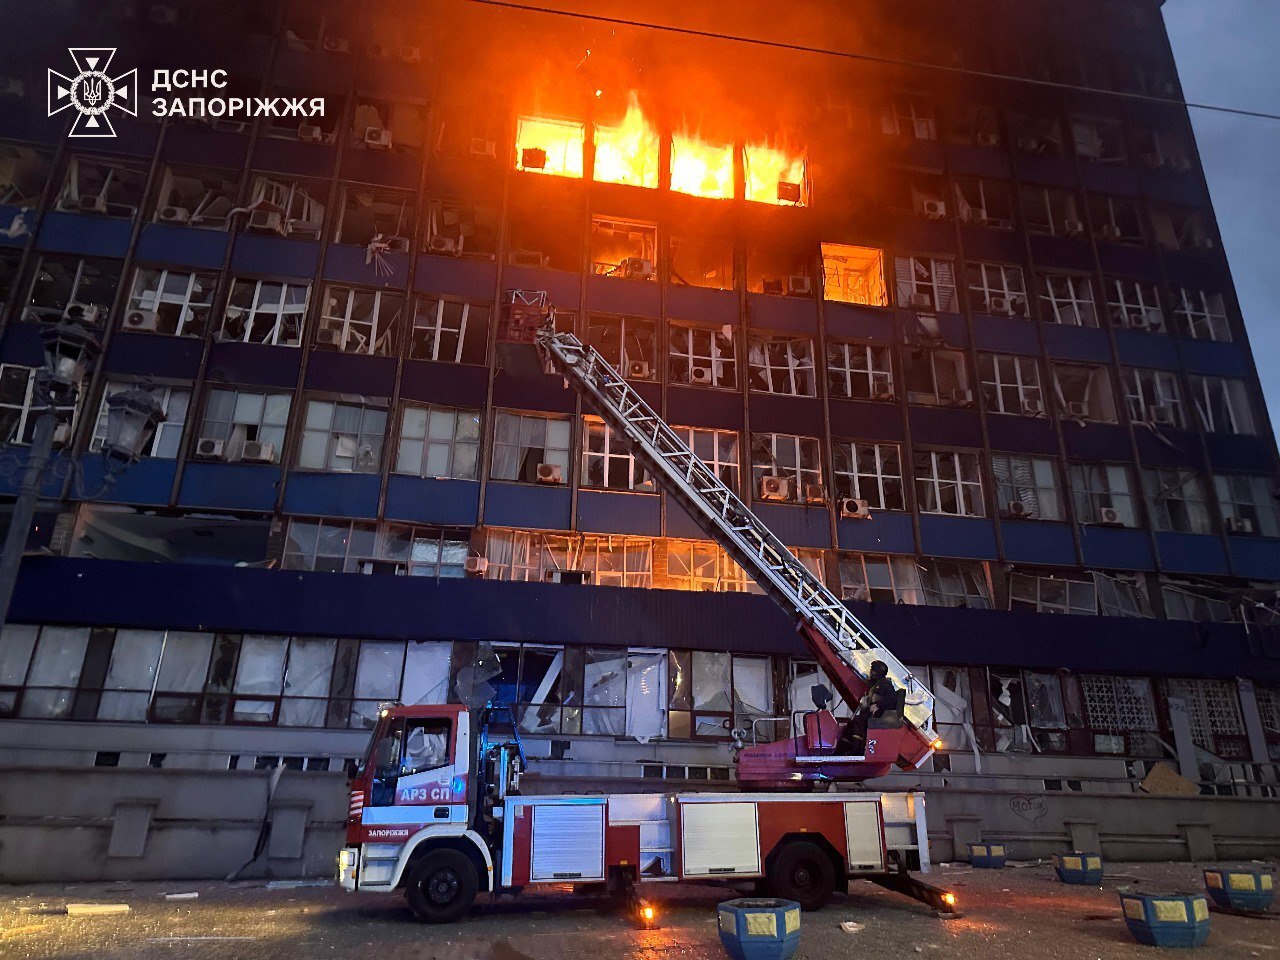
[
  {"x1": 515, "y1": 116, "x2": 585, "y2": 178},
  {"x1": 745, "y1": 142, "x2": 807, "y2": 206},
  {"x1": 593, "y1": 94, "x2": 659, "y2": 189},
  {"x1": 670, "y1": 129, "x2": 735, "y2": 200}
]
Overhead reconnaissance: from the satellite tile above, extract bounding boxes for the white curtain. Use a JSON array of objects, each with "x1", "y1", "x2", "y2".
[
  {"x1": 401, "y1": 641, "x2": 452, "y2": 706},
  {"x1": 625, "y1": 653, "x2": 667, "y2": 742}
]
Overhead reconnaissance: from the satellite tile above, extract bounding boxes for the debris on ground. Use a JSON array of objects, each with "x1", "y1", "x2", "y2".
[
  {"x1": 266, "y1": 879, "x2": 333, "y2": 890},
  {"x1": 65, "y1": 903, "x2": 131, "y2": 916},
  {"x1": 162, "y1": 892, "x2": 199, "y2": 900},
  {"x1": 839, "y1": 920, "x2": 865, "y2": 934}
]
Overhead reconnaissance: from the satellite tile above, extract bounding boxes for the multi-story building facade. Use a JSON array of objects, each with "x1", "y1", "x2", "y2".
[{"x1": 0, "y1": 0, "x2": 1277, "y2": 811}]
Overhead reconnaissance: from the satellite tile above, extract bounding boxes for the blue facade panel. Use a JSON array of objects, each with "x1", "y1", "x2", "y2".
[
  {"x1": 1155, "y1": 532, "x2": 1230, "y2": 576},
  {"x1": 322, "y1": 244, "x2": 411, "y2": 288},
  {"x1": 414, "y1": 254, "x2": 496, "y2": 299},
  {"x1": 492, "y1": 372, "x2": 577, "y2": 414},
  {"x1": 746, "y1": 293, "x2": 818, "y2": 332},
  {"x1": 1204, "y1": 434, "x2": 1275, "y2": 474},
  {"x1": 400, "y1": 361, "x2": 488, "y2": 408},
  {"x1": 1041, "y1": 323, "x2": 1113, "y2": 362},
  {"x1": 1061, "y1": 421, "x2": 1133, "y2": 461},
  {"x1": 36, "y1": 212, "x2": 132, "y2": 258},
  {"x1": 668, "y1": 285, "x2": 737, "y2": 323},
  {"x1": 1028, "y1": 235, "x2": 1095, "y2": 271},
  {"x1": 971, "y1": 315, "x2": 1040, "y2": 355},
  {"x1": 205, "y1": 342, "x2": 302, "y2": 389},
  {"x1": 81, "y1": 457, "x2": 178, "y2": 507},
  {"x1": 919, "y1": 515, "x2": 999, "y2": 560},
  {"x1": 985, "y1": 414, "x2": 1059, "y2": 455},
  {"x1": 303, "y1": 351, "x2": 397, "y2": 397},
  {"x1": 999, "y1": 520, "x2": 1077, "y2": 566},
  {"x1": 178, "y1": 462, "x2": 282, "y2": 511},
  {"x1": 828, "y1": 399, "x2": 904, "y2": 442},
  {"x1": 0, "y1": 322, "x2": 51, "y2": 366},
  {"x1": 586, "y1": 276, "x2": 661, "y2": 317},
  {"x1": 908, "y1": 407, "x2": 984, "y2": 447},
  {"x1": 104, "y1": 331, "x2": 205, "y2": 380},
  {"x1": 836, "y1": 512, "x2": 915, "y2": 554},
  {"x1": 251, "y1": 138, "x2": 338, "y2": 179},
  {"x1": 134, "y1": 224, "x2": 230, "y2": 269},
  {"x1": 667, "y1": 386, "x2": 743, "y2": 430},
  {"x1": 384, "y1": 476, "x2": 481, "y2": 526},
  {"x1": 483, "y1": 481, "x2": 572, "y2": 530},
  {"x1": 505, "y1": 266, "x2": 581, "y2": 307},
  {"x1": 1113, "y1": 329, "x2": 1180, "y2": 369},
  {"x1": 1228, "y1": 537, "x2": 1280, "y2": 581},
  {"x1": 576, "y1": 490, "x2": 662, "y2": 536},
  {"x1": 1180, "y1": 340, "x2": 1250, "y2": 377},
  {"x1": 665, "y1": 497, "x2": 707, "y2": 540},
  {"x1": 283, "y1": 472, "x2": 382, "y2": 519},
  {"x1": 230, "y1": 234, "x2": 321, "y2": 278},
  {"x1": 750, "y1": 394, "x2": 824, "y2": 436},
  {"x1": 1079, "y1": 525, "x2": 1156, "y2": 571},
  {"x1": 752, "y1": 502, "x2": 832, "y2": 548},
  {"x1": 823, "y1": 302, "x2": 894, "y2": 341},
  {"x1": 160, "y1": 126, "x2": 251, "y2": 170}
]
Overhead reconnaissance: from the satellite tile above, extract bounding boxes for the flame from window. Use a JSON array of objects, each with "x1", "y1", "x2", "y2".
[
  {"x1": 670, "y1": 128, "x2": 735, "y2": 200},
  {"x1": 745, "y1": 142, "x2": 807, "y2": 206},
  {"x1": 516, "y1": 116, "x2": 585, "y2": 178},
  {"x1": 593, "y1": 93, "x2": 660, "y2": 189}
]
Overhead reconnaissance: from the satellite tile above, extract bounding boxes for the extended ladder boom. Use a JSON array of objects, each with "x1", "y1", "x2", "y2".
[{"x1": 532, "y1": 319, "x2": 936, "y2": 769}]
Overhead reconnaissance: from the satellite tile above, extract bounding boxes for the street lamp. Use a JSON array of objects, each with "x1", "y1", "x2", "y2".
[{"x1": 0, "y1": 318, "x2": 165, "y2": 626}]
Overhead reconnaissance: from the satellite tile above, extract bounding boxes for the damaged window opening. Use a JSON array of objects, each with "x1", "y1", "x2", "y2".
[
  {"x1": 423, "y1": 198, "x2": 498, "y2": 260},
  {"x1": 1214, "y1": 475, "x2": 1280, "y2": 537},
  {"x1": 978, "y1": 353, "x2": 1042, "y2": 417},
  {"x1": 1133, "y1": 127, "x2": 1191, "y2": 171},
  {"x1": 491, "y1": 411, "x2": 571, "y2": 484},
  {"x1": 395, "y1": 403, "x2": 481, "y2": 481},
  {"x1": 750, "y1": 432, "x2": 821, "y2": 503},
  {"x1": 839, "y1": 554, "x2": 921, "y2": 604},
  {"x1": 1142, "y1": 467, "x2": 1212, "y2": 535},
  {"x1": 1124, "y1": 367, "x2": 1184, "y2": 428},
  {"x1": 483, "y1": 530, "x2": 651, "y2": 588},
  {"x1": 1164, "y1": 678, "x2": 1247, "y2": 753},
  {"x1": 125, "y1": 267, "x2": 218, "y2": 338},
  {"x1": 820, "y1": 244, "x2": 887, "y2": 306},
  {"x1": 665, "y1": 541, "x2": 753, "y2": 593},
  {"x1": 317, "y1": 285, "x2": 403, "y2": 356},
  {"x1": 153, "y1": 166, "x2": 239, "y2": 229},
  {"x1": 586, "y1": 314, "x2": 657, "y2": 381},
  {"x1": 1071, "y1": 116, "x2": 1127, "y2": 163},
  {"x1": 90, "y1": 381, "x2": 189, "y2": 459},
  {"x1": 895, "y1": 255, "x2": 957, "y2": 312},
  {"x1": 198, "y1": 387, "x2": 291, "y2": 462},
  {"x1": 1070, "y1": 462, "x2": 1138, "y2": 527},
  {"x1": 335, "y1": 186, "x2": 413, "y2": 248},
  {"x1": 1039, "y1": 273, "x2": 1097, "y2": 327},
  {"x1": 516, "y1": 116, "x2": 585, "y2": 178},
  {"x1": 944, "y1": 101, "x2": 1001, "y2": 147},
  {"x1": 953, "y1": 178, "x2": 1016, "y2": 229},
  {"x1": 350, "y1": 97, "x2": 429, "y2": 155},
  {"x1": 668, "y1": 321, "x2": 737, "y2": 389},
  {"x1": 1008, "y1": 110, "x2": 1065, "y2": 155},
  {"x1": 582, "y1": 417, "x2": 654, "y2": 493},
  {"x1": 24, "y1": 254, "x2": 120, "y2": 325},
  {"x1": 881, "y1": 92, "x2": 937, "y2": 140},
  {"x1": 903, "y1": 346, "x2": 970, "y2": 407},
  {"x1": 0, "y1": 141, "x2": 53, "y2": 208},
  {"x1": 992, "y1": 453, "x2": 1063, "y2": 521},
  {"x1": 1011, "y1": 572, "x2": 1097, "y2": 616},
  {"x1": 1020, "y1": 185, "x2": 1082, "y2": 237},
  {"x1": 243, "y1": 175, "x2": 327, "y2": 240},
  {"x1": 920, "y1": 560, "x2": 990, "y2": 609},
  {"x1": 590, "y1": 217, "x2": 656, "y2": 279},
  {"x1": 0, "y1": 250, "x2": 21, "y2": 312},
  {"x1": 263, "y1": 85, "x2": 342, "y2": 143},
  {"x1": 1052, "y1": 363, "x2": 1117, "y2": 422},
  {"x1": 827, "y1": 340, "x2": 893, "y2": 401},
  {"x1": 669, "y1": 234, "x2": 733, "y2": 291},
  {"x1": 1080, "y1": 674, "x2": 1159, "y2": 754},
  {"x1": 914, "y1": 449, "x2": 984, "y2": 517},
  {"x1": 832, "y1": 440, "x2": 905, "y2": 511},
  {"x1": 1151, "y1": 204, "x2": 1213, "y2": 253},
  {"x1": 0, "y1": 364, "x2": 79, "y2": 445},
  {"x1": 899, "y1": 173, "x2": 948, "y2": 221},
  {"x1": 507, "y1": 206, "x2": 581, "y2": 272},
  {"x1": 283, "y1": 519, "x2": 468, "y2": 577},
  {"x1": 667, "y1": 649, "x2": 731, "y2": 739},
  {"x1": 747, "y1": 333, "x2": 815, "y2": 396},
  {"x1": 1089, "y1": 195, "x2": 1145, "y2": 245},
  {"x1": 13, "y1": 626, "x2": 91, "y2": 719},
  {"x1": 432, "y1": 98, "x2": 503, "y2": 161},
  {"x1": 747, "y1": 242, "x2": 812, "y2": 297},
  {"x1": 1173, "y1": 288, "x2": 1231, "y2": 342},
  {"x1": 744, "y1": 143, "x2": 807, "y2": 206},
  {"x1": 1161, "y1": 583, "x2": 1235, "y2": 624},
  {"x1": 298, "y1": 395, "x2": 388, "y2": 474},
  {"x1": 675, "y1": 426, "x2": 740, "y2": 492},
  {"x1": 593, "y1": 95, "x2": 660, "y2": 190},
  {"x1": 967, "y1": 262, "x2": 1027, "y2": 317},
  {"x1": 670, "y1": 130, "x2": 735, "y2": 201},
  {"x1": 1106, "y1": 278, "x2": 1164, "y2": 332},
  {"x1": 1188, "y1": 375, "x2": 1255, "y2": 435},
  {"x1": 56, "y1": 156, "x2": 147, "y2": 218},
  {"x1": 409, "y1": 297, "x2": 489, "y2": 365},
  {"x1": 222, "y1": 279, "x2": 310, "y2": 346}
]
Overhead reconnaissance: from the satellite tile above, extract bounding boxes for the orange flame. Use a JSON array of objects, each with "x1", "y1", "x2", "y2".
[
  {"x1": 745, "y1": 142, "x2": 807, "y2": 206},
  {"x1": 516, "y1": 116, "x2": 585, "y2": 178},
  {"x1": 670, "y1": 129, "x2": 735, "y2": 200},
  {"x1": 594, "y1": 93, "x2": 660, "y2": 189}
]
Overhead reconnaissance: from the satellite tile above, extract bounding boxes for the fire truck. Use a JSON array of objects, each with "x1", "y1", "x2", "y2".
[{"x1": 337, "y1": 292, "x2": 953, "y2": 923}]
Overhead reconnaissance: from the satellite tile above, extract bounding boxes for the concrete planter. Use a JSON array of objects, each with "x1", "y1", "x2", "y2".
[
  {"x1": 968, "y1": 843, "x2": 1007, "y2": 868},
  {"x1": 1119, "y1": 893, "x2": 1211, "y2": 948},
  {"x1": 716, "y1": 898, "x2": 802, "y2": 960},
  {"x1": 1054, "y1": 852, "x2": 1104, "y2": 885},
  {"x1": 1203, "y1": 869, "x2": 1275, "y2": 913}
]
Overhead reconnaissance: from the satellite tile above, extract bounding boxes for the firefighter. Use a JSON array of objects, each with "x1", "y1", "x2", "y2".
[{"x1": 838, "y1": 660, "x2": 898, "y2": 754}]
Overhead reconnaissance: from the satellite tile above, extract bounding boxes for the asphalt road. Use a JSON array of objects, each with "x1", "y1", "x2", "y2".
[{"x1": 1, "y1": 861, "x2": 1276, "y2": 960}]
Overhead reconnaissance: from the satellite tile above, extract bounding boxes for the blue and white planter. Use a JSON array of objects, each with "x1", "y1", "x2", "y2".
[
  {"x1": 716, "y1": 898, "x2": 802, "y2": 960},
  {"x1": 1203, "y1": 869, "x2": 1275, "y2": 913},
  {"x1": 1054, "y1": 852, "x2": 1104, "y2": 886},
  {"x1": 1119, "y1": 892, "x2": 1211, "y2": 948},
  {"x1": 968, "y1": 843, "x2": 1008, "y2": 868}
]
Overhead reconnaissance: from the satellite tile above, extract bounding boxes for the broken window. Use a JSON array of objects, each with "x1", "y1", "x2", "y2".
[
  {"x1": 746, "y1": 242, "x2": 813, "y2": 296},
  {"x1": 747, "y1": 333, "x2": 815, "y2": 396},
  {"x1": 423, "y1": 198, "x2": 498, "y2": 260},
  {"x1": 56, "y1": 156, "x2": 147, "y2": 217},
  {"x1": 903, "y1": 346, "x2": 970, "y2": 407},
  {"x1": 668, "y1": 649, "x2": 734, "y2": 739},
  {"x1": 1051, "y1": 363, "x2": 1117, "y2": 422},
  {"x1": 243, "y1": 174, "x2": 327, "y2": 239},
  {"x1": 992, "y1": 453, "x2": 1063, "y2": 520},
  {"x1": 507, "y1": 205, "x2": 581, "y2": 272},
  {"x1": 670, "y1": 234, "x2": 734, "y2": 290},
  {"x1": 198, "y1": 387, "x2": 291, "y2": 462},
  {"x1": 1132, "y1": 127, "x2": 1192, "y2": 172},
  {"x1": 894, "y1": 255, "x2": 957, "y2": 312},
  {"x1": 919, "y1": 560, "x2": 990, "y2": 609},
  {"x1": 279, "y1": 636, "x2": 338, "y2": 727},
  {"x1": 578, "y1": 538, "x2": 652, "y2": 588},
  {"x1": 1105, "y1": 278, "x2": 1164, "y2": 333},
  {"x1": 581, "y1": 648, "x2": 628, "y2": 735},
  {"x1": 881, "y1": 91, "x2": 937, "y2": 139},
  {"x1": 400, "y1": 641, "x2": 454, "y2": 712},
  {"x1": 1142, "y1": 467, "x2": 1212, "y2": 535},
  {"x1": 1011, "y1": 572, "x2": 1096, "y2": 615},
  {"x1": 0, "y1": 141, "x2": 53, "y2": 207},
  {"x1": 483, "y1": 530, "x2": 572, "y2": 582},
  {"x1": 0, "y1": 249, "x2": 20, "y2": 312},
  {"x1": 1019, "y1": 185, "x2": 1082, "y2": 236},
  {"x1": 1173, "y1": 288, "x2": 1231, "y2": 342},
  {"x1": 509, "y1": 646, "x2": 576, "y2": 735},
  {"x1": 586, "y1": 314, "x2": 657, "y2": 380},
  {"x1": 897, "y1": 172, "x2": 949, "y2": 220},
  {"x1": 1069, "y1": 462, "x2": 1138, "y2": 526},
  {"x1": 670, "y1": 129, "x2": 735, "y2": 200},
  {"x1": 1151, "y1": 204, "x2": 1213, "y2": 253},
  {"x1": 90, "y1": 381, "x2": 189, "y2": 459},
  {"x1": 827, "y1": 340, "x2": 893, "y2": 401},
  {"x1": 832, "y1": 441, "x2": 904, "y2": 511},
  {"x1": 664, "y1": 541, "x2": 752, "y2": 593},
  {"x1": 153, "y1": 166, "x2": 239, "y2": 229},
  {"x1": 978, "y1": 353, "x2": 1043, "y2": 416},
  {"x1": 297, "y1": 395, "x2": 388, "y2": 473},
  {"x1": 335, "y1": 186, "x2": 413, "y2": 247},
  {"x1": 125, "y1": 267, "x2": 217, "y2": 337},
  {"x1": 914, "y1": 449, "x2": 984, "y2": 517},
  {"x1": 668, "y1": 321, "x2": 737, "y2": 389},
  {"x1": 1089, "y1": 194, "x2": 1145, "y2": 245},
  {"x1": 284, "y1": 519, "x2": 468, "y2": 577},
  {"x1": 395, "y1": 403, "x2": 481, "y2": 481},
  {"x1": 1188, "y1": 375, "x2": 1255, "y2": 435},
  {"x1": 97, "y1": 629, "x2": 165, "y2": 721},
  {"x1": 1038, "y1": 273, "x2": 1097, "y2": 326},
  {"x1": 1123, "y1": 367, "x2": 1184, "y2": 428},
  {"x1": 1214, "y1": 475, "x2": 1280, "y2": 537},
  {"x1": 350, "y1": 640, "x2": 406, "y2": 728},
  {"x1": 408, "y1": 296, "x2": 489, "y2": 364},
  {"x1": 953, "y1": 177, "x2": 1016, "y2": 229},
  {"x1": 674, "y1": 426, "x2": 740, "y2": 492},
  {"x1": 1164, "y1": 677, "x2": 1247, "y2": 753},
  {"x1": 944, "y1": 101, "x2": 1001, "y2": 147},
  {"x1": 839, "y1": 554, "x2": 921, "y2": 604},
  {"x1": 0, "y1": 364, "x2": 78, "y2": 444},
  {"x1": 432, "y1": 96, "x2": 503, "y2": 161},
  {"x1": 744, "y1": 143, "x2": 807, "y2": 206},
  {"x1": 317, "y1": 285, "x2": 403, "y2": 356},
  {"x1": 24, "y1": 254, "x2": 120, "y2": 324},
  {"x1": 262, "y1": 84, "x2": 341, "y2": 143},
  {"x1": 490, "y1": 411, "x2": 571, "y2": 484},
  {"x1": 17, "y1": 626, "x2": 90, "y2": 719},
  {"x1": 222, "y1": 279, "x2": 309, "y2": 346},
  {"x1": 593, "y1": 95, "x2": 660, "y2": 189},
  {"x1": 1161, "y1": 582, "x2": 1236, "y2": 624},
  {"x1": 1008, "y1": 110, "x2": 1064, "y2": 155},
  {"x1": 582, "y1": 417, "x2": 654, "y2": 492},
  {"x1": 589, "y1": 217, "x2": 656, "y2": 279},
  {"x1": 350, "y1": 97, "x2": 429, "y2": 155},
  {"x1": 820, "y1": 244, "x2": 887, "y2": 306},
  {"x1": 150, "y1": 631, "x2": 216, "y2": 723},
  {"x1": 1071, "y1": 116, "x2": 1126, "y2": 162},
  {"x1": 515, "y1": 116, "x2": 585, "y2": 178},
  {"x1": 732, "y1": 655, "x2": 774, "y2": 734},
  {"x1": 966, "y1": 262, "x2": 1027, "y2": 317},
  {"x1": 750, "y1": 432, "x2": 822, "y2": 503}
]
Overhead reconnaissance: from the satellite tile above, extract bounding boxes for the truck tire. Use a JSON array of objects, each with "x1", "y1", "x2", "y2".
[
  {"x1": 405, "y1": 848, "x2": 479, "y2": 923},
  {"x1": 768, "y1": 841, "x2": 836, "y2": 911}
]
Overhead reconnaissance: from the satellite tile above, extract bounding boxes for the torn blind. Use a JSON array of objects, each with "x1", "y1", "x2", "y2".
[
  {"x1": 625, "y1": 653, "x2": 667, "y2": 742},
  {"x1": 732, "y1": 656, "x2": 773, "y2": 724},
  {"x1": 583, "y1": 649, "x2": 626, "y2": 735},
  {"x1": 97, "y1": 628, "x2": 165, "y2": 721},
  {"x1": 19, "y1": 627, "x2": 91, "y2": 719},
  {"x1": 400, "y1": 641, "x2": 452, "y2": 707},
  {"x1": 156, "y1": 632, "x2": 214, "y2": 693},
  {"x1": 0, "y1": 623, "x2": 38, "y2": 685},
  {"x1": 280, "y1": 636, "x2": 337, "y2": 726},
  {"x1": 692, "y1": 651, "x2": 732, "y2": 712}
]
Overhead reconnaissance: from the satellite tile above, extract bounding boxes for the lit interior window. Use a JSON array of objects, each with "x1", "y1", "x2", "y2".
[
  {"x1": 670, "y1": 130, "x2": 735, "y2": 200},
  {"x1": 593, "y1": 95, "x2": 659, "y2": 189},
  {"x1": 745, "y1": 143, "x2": 807, "y2": 206},
  {"x1": 515, "y1": 116, "x2": 585, "y2": 178},
  {"x1": 821, "y1": 244, "x2": 888, "y2": 306}
]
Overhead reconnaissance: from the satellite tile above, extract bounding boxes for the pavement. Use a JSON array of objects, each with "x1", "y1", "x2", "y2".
[{"x1": 0, "y1": 861, "x2": 1277, "y2": 960}]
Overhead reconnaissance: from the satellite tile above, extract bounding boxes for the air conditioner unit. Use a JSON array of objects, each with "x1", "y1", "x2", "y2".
[
  {"x1": 298, "y1": 122, "x2": 324, "y2": 143},
  {"x1": 80, "y1": 195, "x2": 108, "y2": 214},
  {"x1": 1005, "y1": 500, "x2": 1032, "y2": 519},
  {"x1": 428, "y1": 236, "x2": 460, "y2": 255},
  {"x1": 787, "y1": 275, "x2": 813, "y2": 296},
  {"x1": 950, "y1": 387, "x2": 973, "y2": 406},
  {"x1": 124, "y1": 310, "x2": 159, "y2": 332},
  {"x1": 194, "y1": 437, "x2": 226, "y2": 460},
  {"x1": 63, "y1": 302, "x2": 100, "y2": 325},
  {"x1": 621, "y1": 257, "x2": 654, "y2": 280},
  {"x1": 1067, "y1": 400, "x2": 1089, "y2": 419},
  {"x1": 872, "y1": 382, "x2": 895, "y2": 401},
  {"x1": 239, "y1": 441, "x2": 276, "y2": 464},
  {"x1": 803, "y1": 483, "x2": 826, "y2": 504},
  {"x1": 1096, "y1": 224, "x2": 1122, "y2": 241},
  {"x1": 1062, "y1": 219, "x2": 1086, "y2": 237},
  {"x1": 469, "y1": 138, "x2": 497, "y2": 159},
  {"x1": 366, "y1": 41, "x2": 389, "y2": 58},
  {"x1": 1098, "y1": 507, "x2": 1122, "y2": 526},
  {"x1": 249, "y1": 209, "x2": 284, "y2": 234},
  {"x1": 762, "y1": 279, "x2": 785, "y2": 296},
  {"x1": 777, "y1": 181, "x2": 802, "y2": 204},
  {"x1": 987, "y1": 296, "x2": 1012, "y2": 316},
  {"x1": 400, "y1": 45, "x2": 423, "y2": 64},
  {"x1": 1141, "y1": 152, "x2": 1165, "y2": 169},
  {"x1": 907, "y1": 292, "x2": 933, "y2": 310},
  {"x1": 921, "y1": 199, "x2": 947, "y2": 221},
  {"x1": 157, "y1": 205, "x2": 190, "y2": 224},
  {"x1": 547, "y1": 569, "x2": 591, "y2": 585},
  {"x1": 464, "y1": 556, "x2": 488, "y2": 575},
  {"x1": 690, "y1": 366, "x2": 713, "y2": 385},
  {"x1": 1126, "y1": 311, "x2": 1151, "y2": 331},
  {"x1": 976, "y1": 131, "x2": 999, "y2": 147},
  {"x1": 758, "y1": 475, "x2": 792, "y2": 502},
  {"x1": 384, "y1": 236, "x2": 411, "y2": 253},
  {"x1": 536, "y1": 462, "x2": 563, "y2": 484},
  {"x1": 1226, "y1": 516, "x2": 1254, "y2": 535},
  {"x1": 1147, "y1": 404, "x2": 1175, "y2": 426},
  {"x1": 150, "y1": 4, "x2": 178, "y2": 25},
  {"x1": 839, "y1": 498, "x2": 872, "y2": 520},
  {"x1": 51, "y1": 422, "x2": 73, "y2": 447},
  {"x1": 365, "y1": 127, "x2": 393, "y2": 151},
  {"x1": 509, "y1": 249, "x2": 546, "y2": 268},
  {"x1": 323, "y1": 36, "x2": 350, "y2": 53},
  {"x1": 627, "y1": 360, "x2": 651, "y2": 379},
  {"x1": 315, "y1": 324, "x2": 344, "y2": 347},
  {"x1": 520, "y1": 147, "x2": 548, "y2": 170},
  {"x1": 1021, "y1": 397, "x2": 1044, "y2": 415}
]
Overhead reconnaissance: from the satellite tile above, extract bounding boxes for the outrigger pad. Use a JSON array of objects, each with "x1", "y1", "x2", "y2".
[{"x1": 495, "y1": 340, "x2": 545, "y2": 377}]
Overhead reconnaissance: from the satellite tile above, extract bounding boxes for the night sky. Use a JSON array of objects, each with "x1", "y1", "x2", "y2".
[{"x1": 1164, "y1": 0, "x2": 1280, "y2": 443}]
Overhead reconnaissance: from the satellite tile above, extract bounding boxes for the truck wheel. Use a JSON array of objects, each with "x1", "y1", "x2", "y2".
[
  {"x1": 405, "y1": 849, "x2": 479, "y2": 923},
  {"x1": 768, "y1": 841, "x2": 836, "y2": 911}
]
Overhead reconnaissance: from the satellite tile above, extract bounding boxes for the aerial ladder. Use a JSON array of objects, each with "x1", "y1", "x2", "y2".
[{"x1": 501, "y1": 290, "x2": 938, "y2": 788}]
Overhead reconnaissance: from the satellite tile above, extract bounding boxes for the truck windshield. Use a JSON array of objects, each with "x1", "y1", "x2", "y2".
[{"x1": 369, "y1": 717, "x2": 453, "y2": 806}]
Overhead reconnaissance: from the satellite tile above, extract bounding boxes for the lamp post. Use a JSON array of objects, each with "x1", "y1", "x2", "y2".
[{"x1": 0, "y1": 319, "x2": 165, "y2": 626}]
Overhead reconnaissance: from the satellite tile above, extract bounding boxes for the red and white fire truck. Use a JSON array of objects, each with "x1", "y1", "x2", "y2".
[{"x1": 337, "y1": 293, "x2": 952, "y2": 923}]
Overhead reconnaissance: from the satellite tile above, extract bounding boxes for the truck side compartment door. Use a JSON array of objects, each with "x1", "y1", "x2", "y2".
[
  {"x1": 531, "y1": 801, "x2": 606, "y2": 882},
  {"x1": 681, "y1": 801, "x2": 761, "y2": 878},
  {"x1": 843, "y1": 799, "x2": 886, "y2": 873}
]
